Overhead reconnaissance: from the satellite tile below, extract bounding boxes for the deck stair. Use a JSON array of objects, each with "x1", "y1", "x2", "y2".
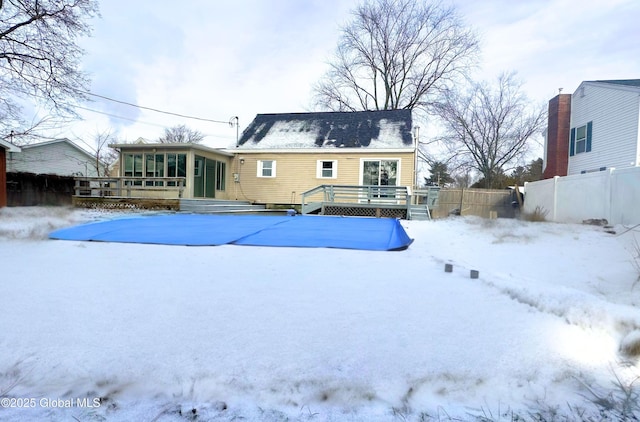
[
  {"x1": 408, "y1": 205, "x2": 431, "y2": 221},
  {"x1": 179, "y1": 199, "x2": 267, "y2": 214}
]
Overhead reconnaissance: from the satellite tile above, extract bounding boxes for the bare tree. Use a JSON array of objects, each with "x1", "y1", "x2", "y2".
[
  {"x1": 158, "y1": 125, "x2": 204, "y2": 144},
  {"x1": 92, "y1": 129, "x2": 118, "y2": 176},
  {"x1": 432, "y1": 73, "x2": 547, "y2": 189},
  {"x1": 313, "y1": 0, "x2": 479, "y2": 112},
  {"x1": 0, "y1": 0, "x2": 99, "y2": 141}
]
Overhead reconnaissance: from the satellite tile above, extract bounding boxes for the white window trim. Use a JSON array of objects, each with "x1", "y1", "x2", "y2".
[
  {"x1": 358, "y1": 158, "x2": 401, "y2": 185},
  {"x1": 257, "y1": 160, "x2": 276, "y2": 178},
  {"x1": 316, "y1": 160, "x2": 337, "y2": 179},
  {"x1": 575, "y1": 124, "x2": 587, "y2": 154}
]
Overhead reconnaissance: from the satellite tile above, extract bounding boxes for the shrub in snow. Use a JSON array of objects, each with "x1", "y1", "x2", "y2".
[
  {"x1": 521, "y1": 205, "x2": 549, "y2": 222},
  {"x1": 620, "y1": 330, "x2": 640, "y2": 357}
]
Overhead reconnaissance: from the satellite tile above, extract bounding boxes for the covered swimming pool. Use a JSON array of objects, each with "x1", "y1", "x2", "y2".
[{"x1": 49, "y1": 214, "x2": 413, "y2": 251}]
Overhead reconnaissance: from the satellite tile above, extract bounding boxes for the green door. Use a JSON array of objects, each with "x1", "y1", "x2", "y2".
[
  {"x1": 205, "y1": 159, "x2": 216, "y2": 198},
  {"x1": 194, "y1": 156, "x2": 205, "y2": 197}
]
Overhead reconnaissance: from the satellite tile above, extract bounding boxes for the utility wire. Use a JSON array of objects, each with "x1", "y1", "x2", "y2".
[
  {"x1": 9, "y1": 85, "x2": 237, "y2": 141},
  {"x1": 0, "y1": 65, "x2": 237, "y2": 126},
  {"x1": 71, "y1": 88, "x2": 235, "y2": 125},
  {"x1": 74, "y1": 104, "x2": 171, "y2": 128},
  {"x1": 75, "y1": 105, "x2": 237, "y2": 141}
]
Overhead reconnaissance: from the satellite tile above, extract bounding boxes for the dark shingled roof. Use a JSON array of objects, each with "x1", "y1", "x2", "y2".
[
  {"x1": 237, "y1": 109, "x2": 413, "y2": 149},
  {"x1": 594, "y1": 79, "x2": 640, "y2": 87}
]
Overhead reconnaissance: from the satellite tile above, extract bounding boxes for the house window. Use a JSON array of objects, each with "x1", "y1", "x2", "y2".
[
  {"x1": 575, "y1": 125, "x2": 587, "y2": 154},
  {"x1": 145, "y1": 154, "x2": 165, "y2": 186},
  {"x1": 124, "y1": 152, "x2": 185, "y2": 186},
  {"x1": 317, "y1": 160, "x2": 337, "y2": 178},
  {"x1": 154, "y1": 154, "x2": 164, "y2": 177},
  {"x1": 153, "y1": 154, "x2": 164, "y2": 186},
  {"x1": 570, "y1": 121, "x2": 592, "y2": 156},
  {"x1": 216, "y1": 161, "x2": 226, "y2": 190},
  {"x1": 124, "y1": 154, "x2": 143, "y2": 185},
  {"x1": 362, "y1": 159, "x2": 398, "y2": 186},
  {"x1": 124, "y1": 154, "x2": 143, "y2": 177},
  {"x1": 166, "y1": 153, "x2": 187, "y2": 186},
  {"x1": 258, "y1": 160, "x2": 276, "y2": 177},
  {"x1": 145, "y1": 154, "x2": 154, "y2": 186}
]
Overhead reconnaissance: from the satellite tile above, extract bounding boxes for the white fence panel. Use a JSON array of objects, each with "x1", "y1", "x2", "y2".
[
  {"x1": 523, "y1": 177, "x2": 556, "y2": 219},
  {"x1": 555, "y1": 171, "x2": 610, "y2": 223},
  {"x1": 611, "y1": 167, "x2": 640, "y2": 225},
  {"x1": 524, "y1": 167, "x2": 640, "y2": 225}
]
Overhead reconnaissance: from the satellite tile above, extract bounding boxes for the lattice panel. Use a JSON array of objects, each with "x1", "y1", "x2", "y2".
[
  {"x1": 73, "y1": 198, "x2": 179, "y2": 211},
  {"x1": 79, "y1": 202, "x2": 140, "y2": 210},
  {"x1": 323, "y1": 205, "x2": 407, "y2": 219}
]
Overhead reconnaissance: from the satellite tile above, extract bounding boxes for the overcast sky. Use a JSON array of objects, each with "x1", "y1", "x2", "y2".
[{"x1": 61, "y1": 0, "x2": 640, "y2": 156}]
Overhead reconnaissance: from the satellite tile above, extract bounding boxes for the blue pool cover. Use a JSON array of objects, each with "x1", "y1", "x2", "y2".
[{"x1": 49, "y1": 214, "x2": 413, "y2": 251}]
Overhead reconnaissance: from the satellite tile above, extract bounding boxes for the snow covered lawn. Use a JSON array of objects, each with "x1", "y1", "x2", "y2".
[{"x1": 1, "y1": 207, "x2": 640, "y2": 421}]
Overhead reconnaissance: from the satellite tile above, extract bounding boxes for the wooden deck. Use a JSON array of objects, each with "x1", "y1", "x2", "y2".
[{"x1": 300, "y1": 185, "x2": 440, "y2": 220}]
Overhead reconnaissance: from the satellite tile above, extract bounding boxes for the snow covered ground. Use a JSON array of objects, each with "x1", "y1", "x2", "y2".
[{"x1": 1, "y1": 206, "x2": 640, "y2": 421}]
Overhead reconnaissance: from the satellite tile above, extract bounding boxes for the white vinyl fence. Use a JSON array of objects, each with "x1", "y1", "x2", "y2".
[{"x1": 524, "y1": 167, "x2": 640, "y2": 225}]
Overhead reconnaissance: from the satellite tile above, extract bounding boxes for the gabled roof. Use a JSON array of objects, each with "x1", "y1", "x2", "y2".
[
  {"x1": 594, "y1": 79, "x2": 640, "y2": 87},
  {"x1": 237, "y1": 109, "x2": 414, "y2": 150},
  {"x1": 0, "y1": 138, "x2": 21, "y2": 152},
  {"x1": 20, "y1": 138, "x2": 94, "y2": 159}
]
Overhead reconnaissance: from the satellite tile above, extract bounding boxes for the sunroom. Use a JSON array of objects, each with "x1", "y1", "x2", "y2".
[{"x1": 74, "y1": 143, "x2": 234, "y2": 203}]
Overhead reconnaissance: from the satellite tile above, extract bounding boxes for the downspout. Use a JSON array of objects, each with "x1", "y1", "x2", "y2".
[
  {"x1": 414, "y1": 126, "x2": 420, "y2": 190},
  {"x1": 230, "y1": 116, "x2": 239, "y2": 200}
]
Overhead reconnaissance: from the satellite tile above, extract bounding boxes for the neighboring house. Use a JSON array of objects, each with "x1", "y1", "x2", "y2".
[
  {"x1": 543, "y1": 80, "x2": 640, "y2": 178},
  {"x1": 7, "y1": 138, "x2": 106, "y2": 177},
  {"x1": 0, "y1": 138, "x2": 21, "y2": 207},
  {"x1": 234, "y1": 109, "x2": 416, "y2": 205},
  {"x1": 109, "y1": 142, "x2": 234, "y2": 199}
]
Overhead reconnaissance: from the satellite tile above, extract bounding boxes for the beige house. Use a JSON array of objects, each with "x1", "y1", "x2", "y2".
[
  {"x1": 108, "y1": 143, "x2": 234, "y2": 199},
  {"x1": 233, "y1": 109, "x2": 417, "y2": 205},
  {"x1": 105, "y1": 110, "x2": 417, "y2": 208}
]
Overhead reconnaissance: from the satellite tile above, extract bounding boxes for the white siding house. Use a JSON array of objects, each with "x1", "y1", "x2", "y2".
[
  {"x1": 568, "y1": 80, "x2": 640, "y2": 175},
  {"x1": 7, "y1": 138, "x2": 105, "y2": 177}
]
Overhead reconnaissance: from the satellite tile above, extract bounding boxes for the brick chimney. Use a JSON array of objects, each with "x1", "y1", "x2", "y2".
[{"x1": 543, "y1": 93, "x2": 571, "y2": 179}]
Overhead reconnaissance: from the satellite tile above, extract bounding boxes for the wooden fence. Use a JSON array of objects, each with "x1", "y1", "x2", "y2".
[
  {"x1": 7, "y1": 172, "x2": 75, "y2": 206},
  {"x1": 431, "y1": 188, "x2": 517, "y2": 219}
]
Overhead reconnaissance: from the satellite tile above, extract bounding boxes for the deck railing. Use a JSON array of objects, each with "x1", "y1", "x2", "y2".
[
  {"x1": 301, "y1": 185, "x2": 412, "y2": 215},
  {"x1": 411, "y1": 187, "x2": 441, "y2": 207},
  {"x1": 73, "y1": 177, "x2": 186, "y2": 198}
]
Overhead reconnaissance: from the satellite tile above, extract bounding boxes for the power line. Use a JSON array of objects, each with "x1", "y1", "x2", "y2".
[
  {"x1": 75, "y1": 106, "x2": 237, "y2": 140},
  {"x1": 0, "y1": 65, "x2": 237, "y2": 126},
  {"x1": 9, "y1": 85, "x2": 236, "y2": 140},
  {"x1": 74, "y1": 104, "x2": 171, "y2": 128},
  {"x1": 72, "y1": 88, "x2": 235, "y2": 125}
]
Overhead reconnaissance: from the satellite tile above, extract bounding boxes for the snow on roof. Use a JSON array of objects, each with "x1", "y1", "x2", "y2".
[{"x1": 237, "y1": 109, "x2": 414, "y2": 150}]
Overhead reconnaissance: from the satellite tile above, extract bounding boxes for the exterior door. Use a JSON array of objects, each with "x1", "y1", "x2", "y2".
[
  {"x1": 194, "y1": 156, "x2": 205, "y2": 197},
  {"x1": 362, "y1": 160, "x2": 398, "y2": 186},
  {"x1": 205, "y1": 159, "x2": 216, "y2": 198},
  {"x1": 194, "y1": 156, "x2": 217, "y2": 198}
]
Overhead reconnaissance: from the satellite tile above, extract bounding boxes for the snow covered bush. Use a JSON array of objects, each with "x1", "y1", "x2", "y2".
[{"x1": 620, "y1": 330, "x2": 640, "y2": 358}]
